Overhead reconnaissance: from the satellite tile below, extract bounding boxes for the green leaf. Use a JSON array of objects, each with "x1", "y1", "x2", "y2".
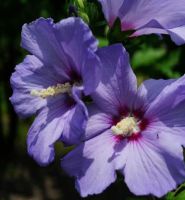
[
  {"x1": 175, "y1": 191, "x2": 185, "y2": 200},
  {"x1": 131, "y1": 46, "x2": 166, "y2": 69},
  {"x1": 98, "y1": 37, "x2": 109, "y2": 47},
  {"x1": 165, "y1": 183, "x2": 185, "y2": 200},
  {"x1": 156, "y1": 50, "x2": 181, "y2": 78},
  {"x1": 78, "y1": 12, "x2": 89, "y2": 23},
  {"x1": 75, "y1": 0, "x2": 84, "y2": 9},
  {"x1": 166, "y1": 192, "x2": 174, "y2": 200}
]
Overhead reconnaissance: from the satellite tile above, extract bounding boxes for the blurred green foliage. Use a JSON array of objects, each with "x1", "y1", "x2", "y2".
[{"x1": 0, "y1": 0, "x2": 185, "y2": 199}]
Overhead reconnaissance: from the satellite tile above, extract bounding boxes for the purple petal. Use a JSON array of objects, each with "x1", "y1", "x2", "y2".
[
  {"x1": 146, "y1": 100, "x2": 185, "y2": 147},
  {"x1": 134, "y1": 78, "x2": 175, "y2": 112},
  {"x1": 10, "y1": 55, "x2": 59, "y2": 117},
  {"x1": 82, "y1": 51, "x2": 101, "y2": 95},
  {"x1": 167, "y1": 25, "x2": 185, "y2": 45},
  {"x1": 98, "y1": 0, "x2": 123, "y2": 26},
  {"x1": 27, "y1": 94, "x2": 70, "y2": 166},
  {"x1": 21, "y1": 18, "x2": 71, "y2": 78},
  {"x1": 21, "y1": 17, "x2": 98, "y2": 78},
  {"x1": 85, "y1": 109, "x2": 113, "y2": 140},
  {"x1": 119, "y1": 0, "x2": 185, "y2": 44},
  {"x1": 60, "y1": 102, "x2": 88, "y2": 145},
  {"x1": 122, "y1": 131, "x2": 185, "y2": 197},
  {"x1": 139, "y1": 76, "x2": 185, "y2": 147},
  {"x1": 71, "y1": 86, "x2": 88, "y2": 118},
  {"x1": 55, "y1": 17, "x2": 98, "y2": 75},
  {"x1": 130, "y1": 19, "x2": 169, "y2": 37},
  {"x1": 92, "y1": 44, "x2": 137, "y2": 116},
  {"x1": 144, "y1": 75, "x2": 185, "y2": 119},
  {"x1": 28, "y1": 92, "x2": 88, "y2": 165},
  {"x1": 61, "y1": 130, "x2": 117, "y2": 197}
]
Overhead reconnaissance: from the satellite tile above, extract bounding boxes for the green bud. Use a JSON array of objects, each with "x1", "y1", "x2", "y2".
[
  {"x1": 79, "y1": 12, "x2": 89, "y2": 24},
  {"x1": 105, "y1": 25, "x2": 110, "y2": 37},
  {"x1": 75, "y1": 0, "x2": 84, "y2": 9}
]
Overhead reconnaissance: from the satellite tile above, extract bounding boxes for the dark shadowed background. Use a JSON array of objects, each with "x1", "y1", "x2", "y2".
[{"x1": 1, "y1": 0, "x2": 185, "y2": 199}]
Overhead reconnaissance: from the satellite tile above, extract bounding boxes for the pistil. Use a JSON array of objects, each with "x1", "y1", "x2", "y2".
[{"x1": 111, "y1": 116, "x2": 139, "y2": 137}]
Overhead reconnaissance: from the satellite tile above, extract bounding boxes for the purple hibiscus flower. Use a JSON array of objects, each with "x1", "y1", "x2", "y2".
[
  {"x1": 61, "y1": 44, "x2": 185, "y2": 197},
  {"x1": 10, "y1": 17, "x2": 101, "y2": 166},
  {"x1": 98, "y1": 0, "x2": 185, "y2": 45}
]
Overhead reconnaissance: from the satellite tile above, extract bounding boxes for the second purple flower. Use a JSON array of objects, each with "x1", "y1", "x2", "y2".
[{"x1": 62, "y1": 44, "x2": 185, "y2": 198}]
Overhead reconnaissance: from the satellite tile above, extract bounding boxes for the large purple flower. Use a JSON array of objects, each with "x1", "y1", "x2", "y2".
[
  {"x1": 61, "y1": 44, "x2": 185, "y2": 197},
  {"x1": 98, "y1": 0, "x2": 185, "y2": 45},
  {"x1": 10, "y1": 17, "x2": 101, "y2": 166}
]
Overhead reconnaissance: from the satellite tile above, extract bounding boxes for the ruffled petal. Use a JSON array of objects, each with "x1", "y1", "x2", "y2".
[
  {"x1": 98, "y1": 0, "x2": 123, "y2": 26},
  {"x1": 27, "y1": 93, "x2": 87, "y2": 165},
  {"x1": 146, "y1": 101, "x2": 185, "y2": 147},
  {"x1": 92, "y1": 44, "x2": 137, "y2": 116},
  {"x1": 134, "y1": 78, "x2": 175, "y2": 112},
  {"x1": 21, "y1": 17, "x2": 98, "y2": 79},
  {"x1": 167, "y1": 25, "x2": 185, "y2": 45},
  {"x1": 122, "y1": 131, "x2": 185, "y2": 197},
  {"x1": 10, "y1": 55, "x2": 60, "y2": 117},
  {"x1": 55, "y1": 17, "x2": 98, "y2": 75},
  {"x1": 27, "y1": 94, "x2": 70, "y2": 166},
  {"x1": 71, "y1": 85, "x2": 88, "y2": 118},
  {"x1": 137, "y1": 76, "x2": 185, "y2": 147},
  {"x1": 81, "y1": 50, "x2": 101, "y2": 95},
  {"x1": 60, "y1": 102, "x2": 88, "y2": 145},
  {"x1": 61, "y1": 130, "x2": 117, "y2": 197},
  {"x1": 85, "y1": 110, "x2": 113, "y2": 140},
  {"x1": 119, "y1": 0, "x2": 185, "y2": 44},
  {"x1": 21, "y1": 18, "x2": 71, "y2": 78},
  {"x1": 144, "y1": 75, "x2": 185, "y2": 119}
]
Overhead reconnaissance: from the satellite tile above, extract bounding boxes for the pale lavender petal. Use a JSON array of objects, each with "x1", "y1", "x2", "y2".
[
  {"x1": 119, "y1": 0, "x2": 185, "y2": 30},
  {"x1": 146, "y1": 100, "x2": 185, "y2": 147},
  {"x1": 98, "y1": 0, "x2": 123, "y2": 26},
  {"x1": 85, "y1": 111, "x2": 113, "y2": 140},
  {"x1": 27, "y1": 94, "x2": 70, "y2": 166},
  {"x1": 60, "y1": 103, "x2": 88, "y2": 145},
  {"x1": 134, "y1": 78, "x2": 175, "y2": 112},
  {"x1": 119, "y1": 0, "x2": 185, "y2": 44},
  {"x1": 167, "y1": 25, "x2": 185, "y2": 45},
  {"x1": 55, "y1": 17, "x2": 98, "y2": 75},
  {"x1": 139, "y1": 76, "x2": 185, "y2": 147},
  {"x1": 10, "y1": 55, "x2": 60, "y2": 117},
  {"x1": 130, "y1": 20, "x2": 169, "y2": 37},
  {"x1": 144, "y1": 75, "x2": 185, "y2": 119},
  {"x1": 54, "y1": 85, "x2": 89, "y2": 145},
  {"x1": 71, "y1": 86, "x2": 88, "y2": 118},
  {"x1": 28, "y1": 91, "x2": 89, "y2": 166},
  {"x1": 81, "y1": 50, "x2": 101, "y2": 95},
  {"x1": 21, "y1": 18, "x2": 71, "y2": 78},
  {"x1": 61, "y1": 131, "x2": 117, "y2": 197},
  {"x1": 122, "y1": 132, "x2": 185, "y2": 197},
  {"x1": 92, "y1": 44, "x2": 137, "y2": 116},
  {"x1": 21, "y1": 17, "x2": 98, "y2": 79}
]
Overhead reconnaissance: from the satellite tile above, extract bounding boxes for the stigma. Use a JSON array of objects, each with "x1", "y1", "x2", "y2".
[
  {"x1": 30, "y1": 82, "x2": 71, "y2": 99},
  {"x1": 111, "y1": 117, "x2": 139, "y2": 137}
]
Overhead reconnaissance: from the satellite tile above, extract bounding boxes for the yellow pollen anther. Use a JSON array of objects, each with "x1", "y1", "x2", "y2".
[
  {"x1": 111, "y1": 117, "x2": 139, "y2": 137},
  {"x1": 30, "y1": 83, "x2": 71, "y2": 99}
]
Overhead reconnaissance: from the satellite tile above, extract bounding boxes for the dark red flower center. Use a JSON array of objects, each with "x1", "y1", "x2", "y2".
[{"x1": 111, "y1": 109, "x2": 149, "y2": 142}]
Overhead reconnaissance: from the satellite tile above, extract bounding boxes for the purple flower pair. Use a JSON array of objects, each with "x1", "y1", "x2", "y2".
[
  {"x1": 10, "y1": 1, "x2": 185, "y2": 197},
  {"x1": 98, "y1": 0, "x2": 185, "y2": 45}
]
